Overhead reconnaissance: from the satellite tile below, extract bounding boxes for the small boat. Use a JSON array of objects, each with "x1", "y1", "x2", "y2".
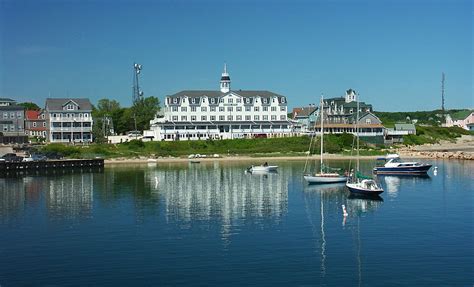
[
  {"x1": 345, "y1": 97, "x2": 384, "y2": 196},
  {"x1": 303, "y1": 95, "x2": 347, "y2": 184},
  {"x1": 247, "y1": 165, "x2": 278, "y2": 173},
  {"x1": 189, "y1": 159, "x2": 201, "y2": 164},
  {"x1": 373, "y1": 154, "x2": 432, "y2": 175}
]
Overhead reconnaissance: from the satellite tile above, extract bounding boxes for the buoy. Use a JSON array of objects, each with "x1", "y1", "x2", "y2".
[{"x1": 342, "y1": 204, "x2": 348, "y2": 217}]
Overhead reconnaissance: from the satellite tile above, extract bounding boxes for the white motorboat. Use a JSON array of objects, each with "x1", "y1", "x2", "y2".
[{"x1": 247, "y1": 165, "x2": 278, "y2": 173}]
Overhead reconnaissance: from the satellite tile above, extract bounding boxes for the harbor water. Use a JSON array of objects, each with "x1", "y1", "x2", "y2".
[{"x1": 1, "y1": 159, "x2": 472, "y2": 286}]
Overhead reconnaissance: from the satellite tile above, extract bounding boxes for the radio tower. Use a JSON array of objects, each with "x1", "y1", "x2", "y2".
[
  {"x1": 133, "y1": 63, "x2": 144, "y2": 104},
  {"x1": 441, "y1": 72, "x2": 445, "y2": 112}
]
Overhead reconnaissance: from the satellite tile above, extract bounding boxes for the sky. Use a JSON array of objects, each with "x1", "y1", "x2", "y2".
[{"x1": 0, "y1": 0, "x2": 472, "y2": 111}]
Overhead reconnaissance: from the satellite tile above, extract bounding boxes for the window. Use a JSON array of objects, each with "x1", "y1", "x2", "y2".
[
  {"x1": 43, "y1": 122, "x2": 46, "y2": 127},
  {"x1": 33, "y1": 122, "x2": 37, "y2": 127},
  {"x1": 192, "y1": 98, "x2": 196, "y2": 104},
  {"x1": 211, "y1": 98, "x2": 216, "y2": 104},
  {"x1": 271, "y1": 115, "x2": 277, "y2": 120},
  {"x1": 191, "y1": 107, "x2": 197, "y2": 112},
  {"x1": 201, "y1": 116, "x2": 207, "y2": 121},
  {"x1": 227, "y1": 107, "x2": 233, "y2": 112},
  {"x1": 219, "y1": 107, "x2": 225, "y2": 112},
  {"x1": 17, "y1": 112, "x2": 22, "y2": 118},
  {"x1": 236, "y1": 98, "x2": 241, "y2": 103},
  {"x1": 271, "y1": 107, "x2": 276, "y2": 112},
  {"x1": 10, "y1": 124, "x2": 15, "y2": 131},
  {"x1": 172, "y1": 116, "x2": 178, "y2": 121},
  {"x1": 263, "y1": 106, "x2": 268, "y2": 112},
  {"x1": 3, "y1": 113, "x2": 7, "y2": 119},
  {"x1": 236, "y1": 115, "x2": 242, "y2": 120},
  {"x1": 227, "y1": 115, "x2": 233, "y2": 121},
  {"x1": 67, "y1": 104, "x2": 74, "y2": 110},
  {"x1": 10, "y1": 112, "x2": 14, "y2": 118},
  {"x1": 280, "y1": 107, "x2": 286, "y2": 112},
  {"x1": 210, "y1": 107, "x2": 216, "y2": 112},
  {"x1": 201, "y1": 107, "x2": 207, "y2": 112},
  {"x1": 365, "y1": 118, "x2": 372, "y2": 124},
  {"x1": 181, "y1": 107, "x2": 187, "y2": 112},
  {"x1": 263, "y1": 99, "x2": 267, "y2": 104},
  {"x1": 254, "y1": 107, "x2": 259, "y2": 112},
  {"x1": 280, "y1": 115, "x2": 286, "y2": 120},
  {"x1": 173, "y1": 98, "x2": 178, "y2": 104},
  {"x1": 219, "y1": 98, "x2": 224, "y2": 103},
  {"x1": 254, "y1": 115, "x2": 260, "y2": 121},
  {"x1": 172, "y1": 106, "x2": 178, "y2": 112},
  {"x1": 272, "y1": 98, "x2": 276, "y2": 103},
  {"x1": 236, "y1": 107, "x2": 242, "y2": 112},
  {"x1": 245, "y1": 98, "x2": 250, "y2": 104},
  {"x1": 263, "y1": 115, "x2": 268, "y2": 120},
  {"x1": 3, "y1": 125, "x2": 7, "y2": 131},
  {"x1": 191, "y1": 116, "x2": 196, "y2": 121},
  {"x1": 210, "y1": 116, "x2": 216, "y2": 121},
  {"x1": 245, "y1": 106, "x2": 251, "y2": 112},
  {"x1": 181, "y1": 116, "x2": 187, "y2": 121},
  {"x1": 350, "y1": 109, "x2": 353, "y2": 114},
  {"x1": 281, "y1": 97, "x2": 286, "y2": 103},
  {"x1": 228, "y1": 98, "x2": 233, "y2": 103},
  {"x1": 219, "y1": 115, "x2": 225, "y2": 121},
  {"x1": 245, "y1": 115, "x2": 251, "y2": 121}
]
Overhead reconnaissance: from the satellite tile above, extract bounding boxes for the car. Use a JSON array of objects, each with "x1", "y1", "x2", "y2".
[
  {"x1": 31, "y1": 154, "x2": 47, "y2": 162},
  {"x1": 1, "y1": 153, "x2": 23, "y2": 162}
]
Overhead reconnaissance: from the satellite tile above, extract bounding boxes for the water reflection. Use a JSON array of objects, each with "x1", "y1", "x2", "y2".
[
  {"x1": 145, "y1": 162, "x2": 288, "y2": 242},
  {"x1": 379, "y1": 174, "x2": 431, "y2": 198}
]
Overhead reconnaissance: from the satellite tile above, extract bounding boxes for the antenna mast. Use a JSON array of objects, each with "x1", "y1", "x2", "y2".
[
  {"x1": 441, "y1": 72, "x2": 445, "y2": 112},
  {"x1": 133, "y1": 63, "x2": 144, "y2": 105}
]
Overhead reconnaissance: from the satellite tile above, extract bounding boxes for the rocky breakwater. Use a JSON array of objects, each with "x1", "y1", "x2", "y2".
[{"x1": 398, "y1": 149, "x2": 474, "y2": 160}]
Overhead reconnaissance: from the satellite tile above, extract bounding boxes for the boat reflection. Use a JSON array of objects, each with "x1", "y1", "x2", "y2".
[{"x1": 378, "y1": 174, "x2": 431, "y2": 198}]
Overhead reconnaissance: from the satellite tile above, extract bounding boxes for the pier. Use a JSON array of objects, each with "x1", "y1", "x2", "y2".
[{"x1": 0, "y1": 158, "x2": 104, "y2": 174}]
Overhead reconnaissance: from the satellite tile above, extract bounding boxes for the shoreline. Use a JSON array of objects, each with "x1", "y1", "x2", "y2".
[{"x1": 103, "y1": 151, "x2": 472, "y2": 165}]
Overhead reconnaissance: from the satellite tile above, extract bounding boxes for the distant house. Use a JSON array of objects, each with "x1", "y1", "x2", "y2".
[
  {"x1": 292, "y1": 106, "x2": 318, "y2": 132},
  {"x1": 394, "y1": 123, "x2": 416, "y2": 135},
  {"x1": 0, "y1": 104, "x2": 28, "y2": 144},
  {"x1": 25, "y1": 110, "x2": 47, "y2": 139},
  {"x1": 444, "y1": 110, "x2": 474, "y2": 130},
  {"x1": 44, "y1": 98, "x2": 93, "y2": 143}
]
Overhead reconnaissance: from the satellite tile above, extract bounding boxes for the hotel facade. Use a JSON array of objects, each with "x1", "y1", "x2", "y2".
[{"x1": 145, "y1": 66, "x2": 294, "y2": 141}]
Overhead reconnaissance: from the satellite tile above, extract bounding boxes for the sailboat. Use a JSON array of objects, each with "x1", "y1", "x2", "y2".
[
  {"x1": 304, "y1": 95, "x2": 348, "y2": 184},
  {"x1": 345, "y1": 97, "x2": 384, "y2": 195}
]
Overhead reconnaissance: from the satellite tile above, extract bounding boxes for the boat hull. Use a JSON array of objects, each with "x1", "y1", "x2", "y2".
[
  {"x1": 304, "y1": 175, "x2": 347, "y2": 184},
  {"x1": 373, "y1": 164, "x2": 432, "y2": 175},
  {"x1": 249, "y1": 165, "x2": 278, "y2": 172},
  {"x1": 346, "y1": 182, "x2": 384, "y2": 195}
]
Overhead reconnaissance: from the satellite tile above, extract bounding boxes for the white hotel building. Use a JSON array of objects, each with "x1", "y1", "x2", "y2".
[{"x1": 145, "y1": 66, "x2": 293, "y2": 141}]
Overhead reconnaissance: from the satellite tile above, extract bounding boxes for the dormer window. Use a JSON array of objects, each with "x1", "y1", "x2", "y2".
[
  {"x1": 211, "y1": 98, "x2": 215, "y2": 104},
  {"x1": 173, "y1": 98, "x2": 177, "y2": 104},
  {"x1": 192, "y1": 98, "x2": 196, "y2": 104},
  {"x1": 246, "y1": 98, "x2": 250, "y2": 104},
  {"x1": 263, "y1": 99, "x2": 267, "y2": 104},
  {"x1": 67, "y1": 104, "x2": 74, "y2": 110},
  {"x1": 281, "y1": 98, "x2": 286, "y2": 103}
]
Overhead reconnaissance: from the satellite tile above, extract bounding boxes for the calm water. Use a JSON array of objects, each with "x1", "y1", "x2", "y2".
[{"x1": 1, "y1": 159, "x2": 473, "y2": 286}]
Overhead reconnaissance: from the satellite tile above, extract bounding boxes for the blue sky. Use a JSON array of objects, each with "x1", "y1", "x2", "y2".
[{"x1": 1, "y1": 0, "x2": 472, "y2": 111}]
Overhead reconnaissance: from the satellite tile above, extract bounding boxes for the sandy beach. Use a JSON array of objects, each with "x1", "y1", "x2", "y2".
[{"x1": 104, "y1": 135, "x2": 474, "y2": 165}]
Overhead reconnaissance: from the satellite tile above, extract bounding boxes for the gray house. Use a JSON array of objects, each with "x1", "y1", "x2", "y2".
[
  {"x1": 45, "y1": 98, "x2": 93, "y2": 143},
  {"x1": 0, "y1": 104, "x2": 28, "y2": 144},
  {"x1": 394, "y1": 123, "x2": 416, "y2": 135}
]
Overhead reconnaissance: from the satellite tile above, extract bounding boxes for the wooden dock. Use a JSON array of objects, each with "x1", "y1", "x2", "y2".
[{"x1": 0, "y1": 158, "x2": 104, "y2": 173}]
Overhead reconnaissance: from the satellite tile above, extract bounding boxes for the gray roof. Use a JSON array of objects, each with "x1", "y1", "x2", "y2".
[
  {"x1": 0, "y1": 105, "x2": 25, "y2": 111},
  {"x1": 0, "y1": 98, "x2": 15, "y2": 102},
  {"x1": 394, "y1": 123, "x2": 416, "y2": 130},
  {"x1": 45, "y1": 98, "x2": 93, "y2": 111},
  {"x1": 167, "y1": 90, "x2": 286, "y2": 105}
]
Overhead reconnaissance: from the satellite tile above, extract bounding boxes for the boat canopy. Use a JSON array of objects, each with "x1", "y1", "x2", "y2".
[{"x1": 377, "y1": 154, "x2": 400, "y2": 161}]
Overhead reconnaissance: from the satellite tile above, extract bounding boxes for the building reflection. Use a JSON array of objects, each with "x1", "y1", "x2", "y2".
[
  {"x1": 145, "y1": 162, "x2": 289, "y2": 241},
  {"x1": 46, "y1": 173, "x2": 94, "y2": 219}
]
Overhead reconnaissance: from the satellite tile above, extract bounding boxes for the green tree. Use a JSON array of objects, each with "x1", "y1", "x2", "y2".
[
  {"x1": 18, "y1": 102, "x2": 41, "y2": 110},
  {"x1": 131, "y1": 96, "x2": 161, "y2": 131}
]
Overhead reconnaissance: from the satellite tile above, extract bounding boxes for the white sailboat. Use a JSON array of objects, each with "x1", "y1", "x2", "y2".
[
  {"x1": 304, "y1": 95, "x2": 347, "y2": 184},
  {"x1": 345, "y1": 97, "x2": 384, "y2": 195}
]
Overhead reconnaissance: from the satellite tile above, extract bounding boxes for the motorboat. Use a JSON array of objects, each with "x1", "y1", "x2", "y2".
[
  {"x1": 247, "y1": 165, "x2": 278, "y2": 173},
  {"x1": 346, "y1": 178, "x2": 384, "y2": 195},
  {"x1": 373, "y1": 154, "x2": 432, "y2": 175}
]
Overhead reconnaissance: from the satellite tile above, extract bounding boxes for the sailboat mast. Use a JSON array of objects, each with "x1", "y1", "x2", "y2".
[
  {"x1": 320, "y1": 95, "x2": 324, "y2": 174},
  {"x1": 356, "y1": 98, "x2": 360, "y2": 172}
]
